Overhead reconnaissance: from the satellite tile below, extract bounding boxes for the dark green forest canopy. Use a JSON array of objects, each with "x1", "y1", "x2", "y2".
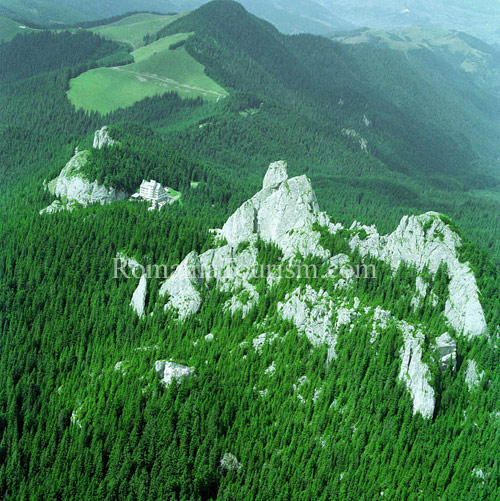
[{"x1": 1, "y1": 2, "x2": 500, "y2": 498}]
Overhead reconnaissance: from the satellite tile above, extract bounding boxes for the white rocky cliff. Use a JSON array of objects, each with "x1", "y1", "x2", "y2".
[
  {"x1": 398, "y1": 323, "x2": 435, "y2": 418},
  {"x1": 131, "y1": 161, "x2": 489, "y2": 418},
  {"x1": 130, "y1": 274, "x2": 147, "y2": 317},
  {"x1": 159, "y1": 251, "x2": 203, "y2": 320},
  {"x1": 220, "y1": 162, "x2": 331, "y2": 259},
  {"x1": 278, "y1": 286, "x2": 339, "y2": 362},
  {"x1": 40, "y1": 127, "x2": 128, "y2": 213},
  {"x1": 350, "y1": 212, "x2": 487, "y2": 338},
  {"x1": 93, "y1": 126, "x2": 116, "y2": 149}
]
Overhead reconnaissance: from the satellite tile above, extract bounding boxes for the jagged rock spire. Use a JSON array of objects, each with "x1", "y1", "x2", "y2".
[{"x1": 262, "y1": 160, "x2": 288, "y2": 189}]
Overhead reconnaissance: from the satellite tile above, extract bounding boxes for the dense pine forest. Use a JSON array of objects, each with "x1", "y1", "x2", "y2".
[{"x1": 1, "y1": 1, "x2": 500, "y2": 498}]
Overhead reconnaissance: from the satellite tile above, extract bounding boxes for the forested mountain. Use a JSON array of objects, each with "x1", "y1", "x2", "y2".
[
  {"x1": 1, "y1": 1, "x2": 500, "y2": 498},
  {"x1": 332, "y1": 26, "x2": 500, "y2": 98},
  {"x1": 9, "y1": 0, "x2": 498, "y2": 44},
  {"x1": 323, "y1": 0, "x2": 500, "y2": 44}
]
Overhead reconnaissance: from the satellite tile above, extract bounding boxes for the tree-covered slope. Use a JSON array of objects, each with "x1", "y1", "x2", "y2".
[
  {"x1": 332, "y1": 26, "x2": 500, "y2": 99},
  {"x1": 1, "y1": 3, "x2": 500, "y2": 498}
]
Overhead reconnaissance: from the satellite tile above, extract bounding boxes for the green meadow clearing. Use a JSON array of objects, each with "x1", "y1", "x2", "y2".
[
  {"x1": 0, "y1": 16, "x2": 34, "y2": 41},
  {"x1": 89, "y1": 13, "x2": 185, "y2": 49},
  {"x1": 67, "y1": 33, "x2": 227, "y2": 114}
]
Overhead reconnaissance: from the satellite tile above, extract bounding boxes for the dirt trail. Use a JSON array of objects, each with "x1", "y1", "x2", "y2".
[{"x1": 112, "y1": 67, "x2": 226, "y2": 98}]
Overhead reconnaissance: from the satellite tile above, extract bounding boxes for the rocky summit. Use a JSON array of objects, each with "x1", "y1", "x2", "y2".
[
  {"x1": 40, "y1": 127, "x2": 128, "y2": 213},
  {"x1": 133, "y1": 161, "x2": 489, "y2": 419}
]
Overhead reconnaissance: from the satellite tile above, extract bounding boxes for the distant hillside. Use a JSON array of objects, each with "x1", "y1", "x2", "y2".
[
  {"x1": 321, "y1": 0, "x2": 500, "y2": 44},
  {"x1": 1, "y1": 0, "x2": 355, "y2": 34},
  {"x1": 332, "y1": 27, "x2": 500, "y2": 98},
  {"x1": 89, "y1": 12, "x2": 184, "y2": 49},
  {"x1": 0, "y1": 0, "x2": 90, "y2": 25},
  {"x1": 4, "y1": 0, "x2": 499, "y2": 44},
  {"x1": 0, "y1": 15, "x2": 35, "y2": 41},
  {"x1": 188, "y1": 0, "x2": 355, "y2": 34}
]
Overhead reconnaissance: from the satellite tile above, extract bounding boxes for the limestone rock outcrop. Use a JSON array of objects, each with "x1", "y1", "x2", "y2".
[
  {"x1": 39, "y1": 199, "x2": 78, "y2": 215},
  {"x1": 435, "y1": 332, "x2": 456, "y2": 370},
  {"x1": 221, "y1": 162, "x2": 330, "y2": 259},
  {"x1": 159, "y1": 162, "x2": 339, "y2": 319},
  {"x1": 350, "y1": 212, "x2": 487, "y2": 338},
  {"x1": 53, "y1": 149, "x2": 127, "y2": 207},
  {"x1": 278, "y1": 286, "x2": 339, "y2": 362},
  {"x1": 42, "y1": 128, "x2": 127, "y2": 212},
  {"x1": 155, "y1": 361, "x2": 194, "y2": 386},
  {"x1": 398, "y1": 322, "x2": 435, "y2": 418},
  {"x1": 130, "y1": 275, "x2": 147, "y2": 317},
  {"x1": 159, "y1": 251, "x2": 203, "y2": 319},
  {"x1": 93, "y1": 126, "x2": 116, "y2": 149},
  {"x1": 220, "y1": 453, "x2": 241, "y2": 471},
  {"x1": 464, "y1": 359, "x2": 484, "y2": 390},
  {"x1": 262, "y1": 160, "x2": 288, "y2": 189}
]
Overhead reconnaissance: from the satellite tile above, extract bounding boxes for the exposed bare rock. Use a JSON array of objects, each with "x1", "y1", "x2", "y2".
[
  {"x1": 252, "y1": 332, "x2": 279, "y2": 353},
  {"x1": 200, "y1": 244, "x2": 259, "y2": 316},
  {"x1": 221, "y1": 163, "x2": 329, "y2": 259},
  {"x1": 53, "y1": 149, "x2": 127, "y2": 206},
  {"x1": 154, "y1": 361, "x2": 194, "y2": 386},
  {"x1": 350, "y1": 212, "x2": 487, "y2": 338},
  {"x1": 130, "y1": 274, "x2": 147, "y2": 317},
  {"x1": 278, "y1": 286, "x2": 338, "y2": 361},
  {"x1": 93, "y1": 126, "x2": 116, "y2": 149},
  {"x1": 398, "y1": 322, "x2": 435, "y2": 418},
  {"x1": 435, "y1": 332, "x2": 456, "y2": 370},
  {"x1": 159, "y1": 251, "x2": 203, "y2": 319},
  {"x1": 39, "y1": 199, "x2": 78, "y2": 214},
  {"x1": 41, "y1": 127, "x2": 126, "y2": 213},
  {"x1": 265, "y1": 362, "x2": 276, "y2": 375},
  {"x1": 370, "y1": 306, "x2": 392, "y2": 344},
  {"x1": 220, "y1": 453, "x2": 241, "y2": 471},
  {"x1": 262, "y1": 160, "x2": 288, "y2": 189},
  {"x1": 464, "y1": 359, "x2": 484, "y2": 390},
  {"x1": 257, "y1": 176, "x2": 329, "y2": 259}
]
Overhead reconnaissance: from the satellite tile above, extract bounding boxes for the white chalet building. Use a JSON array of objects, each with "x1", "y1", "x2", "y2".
[{"x1": 139, "y1": 180, "x2": 170, "y2": 202}]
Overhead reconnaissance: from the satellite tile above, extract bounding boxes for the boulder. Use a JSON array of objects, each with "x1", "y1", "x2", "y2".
[
  {"x1": 220, "y1": 453, "x2": 241, "y2": 471},
  {"x1": 155, "y1": 361, "x2": 194, "y2": 386}
]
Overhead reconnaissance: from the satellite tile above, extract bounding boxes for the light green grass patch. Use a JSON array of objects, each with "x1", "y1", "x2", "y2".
[
  {"x1": 90, "y1": 13, "x2": 184, "y2": 50},
  {"x1": 0, "y1": 16, "x2": 35, "y2": 41},
  {"x1": 67, "y1": 33, "x2": 228, "y2": 114}
]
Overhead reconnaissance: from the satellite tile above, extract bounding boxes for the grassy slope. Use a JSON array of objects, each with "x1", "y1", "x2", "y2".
[
  {"x1": 67, "y1": 32, "x2": 227, "y2": 113},
  {"x1": 89, "y1": 13, "x2": 185, "y2": 50},
  {"x1": 0, "y1": 15, "x2": 34, "y2": 41}
]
